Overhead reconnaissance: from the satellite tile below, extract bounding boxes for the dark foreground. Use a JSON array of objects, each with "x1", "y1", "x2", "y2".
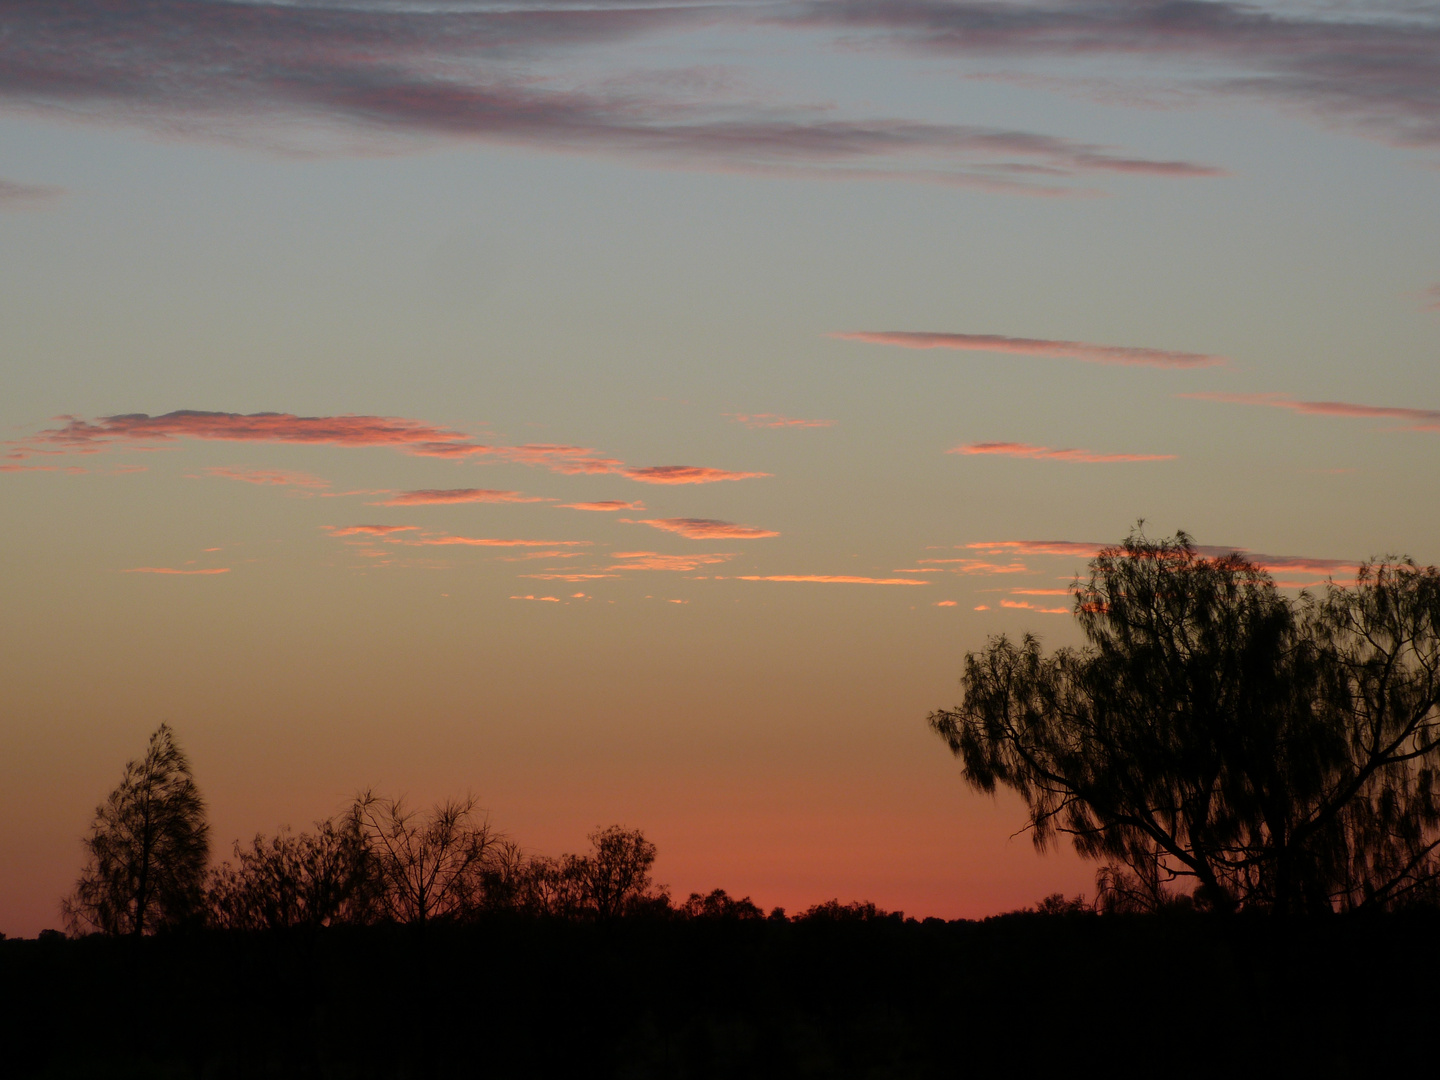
[{"x1": 4, "y1": 912, "x2": 1437, "y2": 1078}]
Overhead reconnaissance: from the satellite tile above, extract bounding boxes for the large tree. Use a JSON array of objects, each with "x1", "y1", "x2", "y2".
[
  {"x1": 931, "y1": 530, "x2": 1440, "y2": 913},
  {"x1": 63, "y1": 724, "x2": 210, "y2": 935}
]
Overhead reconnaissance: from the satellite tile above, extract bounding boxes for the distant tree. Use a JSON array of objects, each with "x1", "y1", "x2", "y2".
[
  {"x1": 511, "y1": 826, "x2": 667, "y2": 919},
  {"x1": 207, "y1": 816, "x2": 377, "y2": 930},
  {"x1": 678, "y1": 889, "x2": 765, "y2": 920},
  {"x1": 63, "y1": 724, "x2": 210, "y2": 936},
  {"x1": 931, "y1": 529, "x2": 1440, "y2": 914},
  {"x1": 798, "y1": 900, "x2": 896, "y2": 922},
  {"x1": 352, "y1": 792, "x2": 499, "y2": 924}
]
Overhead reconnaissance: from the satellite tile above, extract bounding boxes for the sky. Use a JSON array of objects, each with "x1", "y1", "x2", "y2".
[{"x1": 2, "y1": 0, "x2": 1439, "y2": 936}]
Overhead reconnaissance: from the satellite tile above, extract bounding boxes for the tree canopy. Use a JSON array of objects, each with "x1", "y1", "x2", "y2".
[
  {"x1": 64, "y1": 724, "x2": 210, "y2": 935},
  {"x1": 930, "y1": 530, "x2": 1440, "y2": 914}
]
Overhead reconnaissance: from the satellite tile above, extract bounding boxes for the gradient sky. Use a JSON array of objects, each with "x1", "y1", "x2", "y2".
[{"x1": 3, "y1": 0, "x2": 1439, "y2": 936}]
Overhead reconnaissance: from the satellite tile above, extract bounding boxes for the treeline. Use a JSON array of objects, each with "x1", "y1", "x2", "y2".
[{"x1": 61, "y1": 724, "x2": 873, "y2": 938}]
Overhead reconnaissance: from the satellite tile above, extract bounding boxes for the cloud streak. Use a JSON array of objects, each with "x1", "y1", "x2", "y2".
[
  {"x1": 124, "y1": 566, "x2": 230, "y2": 575},
  {"x1": 620, "y1": 465, "x2": 770, "y2": 485},
  {"x1": 794, "y1": 0, "x2": 1440, "y2": 151},
  {"x1": 1182, "y1": 392, "x2": 1440, "y2": 433},
  {"x1": 952, "y1": 441, "x2": 1174, "y2": 463},
  {"x1": 557, "y1": 500, "x2": 645, "y2": 512},
  {"x1": 0, "y1": 178, "x2": 63, "y2": 208},
  {"x1": 632, "y1": 517, "x2": 779, "y2": 539},
  {"x1": 726, "y1": 413, "x2": 836, "y2": 429},
  {"x1": 965, "y1": 540, "x2": 1359, "y2": 579},
  {"x1": 833, "y1": 331, "x2": 1223, "y2": 368},
  {"x1": 607, "y1": 551, "x2": 736, "y2": 572},
  {"x1": 735, "y1": 574, "x2": 928, "y2": 585},
  {"x1": 375, "y1": 488, "x2": 548, "y2": 506},
  {"x1": 206, "y1": 465, "x2": 329, "y2": 487},
  {"x1": 0, "y1": 0, "x2": 1223, "y2": 192}
]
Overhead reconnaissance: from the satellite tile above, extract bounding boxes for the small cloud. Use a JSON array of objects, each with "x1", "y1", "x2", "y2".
[
  {"x1": 632, "y1": 517, "x2": 779, "y2": 539},
  {"x1": 207, "y1": 465, "x2": 329, "y2": 487},
  {"x1": 622, "y1": 465, "x2": 770, "y2": 485},
  {"x1": 510, "y1": 594, "x2": 561, "y2": 602},
  {"x1": 522, "y1": 572, "x2": 621, "y2": 582},
  {"x1": 124, "y1": 567, "x2": 231, "y2": 575},
  {"x1": 1181, "y1": 392, "x2": 1440, "y2": 433},
  {"x1": 395, "y1": 535, "x2": 590, "y2": 548},
  {"x1": 1011, "y1": 588, "x2": 1071, "y2": 596},
  {"x1": 325, "y1": 525, "x2": 419, "y2": 537},
  {"x1": 737, "y1": 575, "x2": 928, "y2": 585},
  {"x1": 974, "y1": 604, "x2": 991, "y2": 611},
  {"x1": 607, "y1": 551, "x2": 735, "y2": 572},
  {"x1": 557, "y1": 500, "x2": 644, "y2": 511},
  {"x1": 952, "y1": 441, "x2": 1174, "y2": 463},
  {"x1": 1002, "y1": 598, "x2": 1070, "y2": 614},
  {"x1": 832, "y1": 331, "x2": 1223, "y2": 368},
  {"x1": 1423, "y1": 284, "x2": 1440, "y2": 311},
  {"x1": 934, "y1": 600, "x2": 958, "y2": 607},
  {"x1": 0, "y1": 179, "x2": 64, "y2": 209},
  {"x1": 726, "y1": 413, "x2": 835, "y2": 429},
  {"x1": 375, "y1": 488, "x2": 547, "y2": 506}
]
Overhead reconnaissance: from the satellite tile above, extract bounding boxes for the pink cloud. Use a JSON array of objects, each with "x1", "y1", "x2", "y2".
[
  {"x1": 621, "y1": 465, "x2": 771, "y2": 485},
  {"x1": 952, "y1": 441, "x2": 1175, "y2": 463},
  {"x1": 726, "y1": 413, "x2": 836, "y2": 429},
  {"x1": 1002, "y1": 598, "x2": 1070, "y2": 614},
  {"x1": 1425, "y1": 285, "x2": 1440, "y2": 312},
  {"x1": 934, "y1": 600, "x2": 958, "y2": 607},
  {"x1": 206, "y1": 465, "x2": 329, "y2": 487},
  {"x1": 375, "y1": 488, "x2": 547, "y2": 506},
  {"x1": 917, "y1": 557, "x2": 1031, "y2": 574},
  {"x1": 124, "y1": 567, "x2": 231, "y2": 575},
  {"x1": 608, "y1": 552, "x2": 736, "y2": 573},
  {"x1": 974, "y1": 604, "x2": 991, "y2": 611},
  {"x1": 1181, "y1": 392, "x2": 1440, "y2": 433},
  {"x1": 32, "y1": 410, "x2": 473, "y2": 451},
  {"x1": 325, "y1": 525, "x2": 418, "y2": 537},
  {"x1": 522, "y1": 573, "x2": 621, "y2": 582},
  {"x1": 735, "y1": 575, "x2": 928, "y2": 585},
  {"x1": 632, "y1": 517, "x2": 779, "y2": 540},
  {"x1": 1011, "y1": 588, "x2": 1071, "y2": 596},
  {"x1": 832, "y1": 331, "x2": 1223, "y2": 368},
  {"x1": 393, "y1": 535, "x2": 591, "y2": 548},
  {"x1": 510, "y1": 595, "x2": 561, "y2": 602},
  {"x1": 557, "y1": 500, "x2": 645, "y2": 512},
  {"x1": 966, "y1": 540, "x2": 1103, "y2": 558}
]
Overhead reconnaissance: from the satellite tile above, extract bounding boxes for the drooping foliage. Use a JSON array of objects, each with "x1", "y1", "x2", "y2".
[
  {"x1": 931, "y1": 529, "x2": 1440, "y2": 913},
  {"x1": 64, "y1": 724, "x2": 211, "y2": 935}
]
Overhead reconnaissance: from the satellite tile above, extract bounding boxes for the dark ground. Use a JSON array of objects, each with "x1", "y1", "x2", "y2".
[{"x1": 3, "y1": 912, "x2": 1436, "y2": 1078}]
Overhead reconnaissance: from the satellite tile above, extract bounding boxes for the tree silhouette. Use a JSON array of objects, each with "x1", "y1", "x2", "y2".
[
  {"x1": 352, "y1": 791, "x2": 499, "y2": 924},
  {"x1": 63, "y1": 724, "x2": 210, "y2": 935},
  {"x1": 207, "y1": 816, "x2": 378, "y2": 930},
  {"x1": 931, "y1": 529, "x2": 1440, "y2": 913}
]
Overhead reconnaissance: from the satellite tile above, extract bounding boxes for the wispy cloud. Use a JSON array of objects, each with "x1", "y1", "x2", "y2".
[
  {"x1": 521, "y1": 572, "x2": 621, "y2": 582},
  {"x1": 631, "y1": 517, "x2": 779, "y2": 539},
  {"x1": 952, "y1": 441, "x2": 1174, "y2": 463},
  {"x1": 1011, "y1": 588, "x2": 1071, "y2": 596},
  {"x1": 11, "y1": 411, "x2": 771, "y2": 485},
  {"x1": 123, "y1": 566, "x2": 230, "y2": 575},
  {"x1": 734, "y1": 574, "x2": 928, "y2": 585},
  {"x1": 206, "y1": 465, "x2": 329, "y2": 487},
  {"x1": 726, "y1": 413, "x2": 836, "y2": 429},
  {"x1": 621, "y1": 465, "x2": 770, "y2": 485},
  {"x1": 794, "y1": 0, "x2": 1440, "y2": 152},
  {"x1": 832, "y1": 331, "x2": 1223, "y2": 368},
  {"x1": 557, "y1": 500, "x2": 645, "y2": 512},
  {"x1": 375, "y1": 488, "x2": 548, "y2": 506},
  {"x1": 0, "y1": 178, "x2": 64, "y2": 208},
  {"x1": 510, "y1": 594, "x2": 561, "y2": 602},
  {"x1": 0, "y1": 1, "x2": 1222, "y2": 193},
  {"x1": 325, "y1": 525, "x2": 419, "y2": 537},
  {"x1": 607, "y1": 551, "x2": 736, "y2": 572},
  {"x1": 1181, "y1": 392, "x2": 1440, "y2": 433},
  {"x1": 1001, "y1": 598, "x2": 1069, "y2": 614},
  {"x1": 1425, "y1": 284, "x2": 1440, "y2": 311},
  {"x1": 393, "y1": 535, "x2": 591, "y2": 548}
]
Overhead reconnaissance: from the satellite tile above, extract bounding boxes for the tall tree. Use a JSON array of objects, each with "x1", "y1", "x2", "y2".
[
  {"x1": 931, "y1": 530, "x2": 1440, "y2": 913},
  {"x1": 63, "y1": 724, "x2": 210, "y2": 935}
]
